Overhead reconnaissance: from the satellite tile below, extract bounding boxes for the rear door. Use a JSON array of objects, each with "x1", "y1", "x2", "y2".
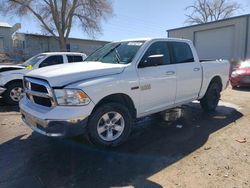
[
  {"x1": 137, "y1": 41, "x2": 177, "y2": 115},
  {"x1": 169, "y1": 42, "x2": 202, "y2": 103}
]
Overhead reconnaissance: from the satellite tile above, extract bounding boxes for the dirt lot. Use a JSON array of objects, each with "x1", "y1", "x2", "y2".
[{"x1": 0, "y1": 88, "x2": 249, "y2": 188}]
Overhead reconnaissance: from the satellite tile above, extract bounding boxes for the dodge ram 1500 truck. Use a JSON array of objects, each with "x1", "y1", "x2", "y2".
[
  {"x1": 20, "y1": 38, "x2": 230, "y2": 147},
  {"x1": 0, "y1": 52, "x2": 86, "y2": 105}
]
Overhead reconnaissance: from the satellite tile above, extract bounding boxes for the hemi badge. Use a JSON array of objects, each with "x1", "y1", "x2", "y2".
[
  {"x1": 131, "y1": 86, "x2": 139, "y2": 90},
  {"x1": 140, "y1": 84, "x2": 151, "y2": 91}
]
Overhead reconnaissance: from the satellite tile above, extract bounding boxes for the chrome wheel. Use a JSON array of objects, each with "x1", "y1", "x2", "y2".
[
  {"x1": 10, "y1": 87, "x2": 23, "y2": 102},
  {"x1": 97, "y1": 111, "x2": 125, "y2": 142}
]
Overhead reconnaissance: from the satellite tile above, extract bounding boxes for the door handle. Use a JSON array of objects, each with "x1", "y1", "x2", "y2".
[
  {"x1": 166, "y1": 71, "x2": 175, "y2": 75},
  {"x1": 193, "y1": 68, "x2": 201, "y2": 71}
]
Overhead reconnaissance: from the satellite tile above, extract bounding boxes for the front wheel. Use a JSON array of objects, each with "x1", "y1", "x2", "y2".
[
  {"x1": 3, "y1": 82, "x2": 24, "y2": 105},
  {"x1": 87, "y1": 103, "x2": 132, "y2": 147},
  {"x1": 200, "y1": 82, "x2": 221, "y2": 112}
]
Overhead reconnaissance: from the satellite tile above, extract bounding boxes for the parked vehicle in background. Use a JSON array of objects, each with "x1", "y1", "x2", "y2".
[
  {"x1": 230, "y1": 60, "x2": 250, "y2": 88},
  {"x1": 0, "y1": 52, "x2": 87, "y2": 105},
  {"x1": 20, "y1": 38, "x2": 230, "y2": 147}
]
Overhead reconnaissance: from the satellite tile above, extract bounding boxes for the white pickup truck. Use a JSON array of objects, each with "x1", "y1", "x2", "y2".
[
  {"x1": 20, "y1": 38, "x2": 230, "y2": 147},
  {"x1": 0, "y1": 52, "x2": 86, "y2": 104}
]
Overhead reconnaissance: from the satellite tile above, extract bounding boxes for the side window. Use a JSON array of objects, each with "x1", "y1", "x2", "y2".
[
  {"x1": 170, "y1": 42, "x2": 194, "y2": 64},
  {"x1": 138, "y1": 42, "x2": 170, "y2": 68},
  {"x1": 67, "y1": 55, "x2": 83, "y2": 63},
  {"x1": 39, "y1": 55, "x2": 64, "y2": 68}
]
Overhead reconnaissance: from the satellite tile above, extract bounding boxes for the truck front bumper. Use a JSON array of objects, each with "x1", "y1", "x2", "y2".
[
  {"x1": 0, "y1": 86, "x2": 6, "y2": 95},
  {"x1": 20, "y1": 97, "x2": 95, "y2": 137}
]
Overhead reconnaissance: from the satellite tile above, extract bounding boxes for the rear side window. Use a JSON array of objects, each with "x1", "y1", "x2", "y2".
[
  {"x1": 67, "y1": 55, "x2": 83, "y2": 63},
  {"x1": 170, "y1": 42, "x2": 194, "y2": 64},
  {"x1": 39, "y1": 55, "x2": 64, "y2": 68}
]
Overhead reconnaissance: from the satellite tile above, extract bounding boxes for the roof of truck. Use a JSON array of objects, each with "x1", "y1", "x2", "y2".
[
  {"x1": 40, "y1": 52, "x2": 86, "y2": 56},
  {"x1": 0, "y1": 22, "x2": 11, "y2": 28},
  {"x1": 120, "y1": 37, "x2": 192, "y2": 43}
]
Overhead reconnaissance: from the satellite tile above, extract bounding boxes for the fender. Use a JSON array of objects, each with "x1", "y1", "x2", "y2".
[{"x1": 1, "y1": 73, "x2": 25, "y2": 87}]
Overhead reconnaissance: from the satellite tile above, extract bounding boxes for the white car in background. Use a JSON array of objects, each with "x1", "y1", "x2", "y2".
[{"x1": 0, "y1": 52, "x2": 87, "y2": 105}]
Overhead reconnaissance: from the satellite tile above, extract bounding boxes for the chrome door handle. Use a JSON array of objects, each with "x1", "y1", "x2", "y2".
[
  {"x1": 193, "y1": 68, "x2": 201, "y2": 71},
  {"x1": 166, "y1": 71, "x2": 175, "y2": 75}
]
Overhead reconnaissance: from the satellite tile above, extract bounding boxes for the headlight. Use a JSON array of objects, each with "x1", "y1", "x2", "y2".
[{"x1": 54, "y1": 89, "x2": 91, "y2": 106}]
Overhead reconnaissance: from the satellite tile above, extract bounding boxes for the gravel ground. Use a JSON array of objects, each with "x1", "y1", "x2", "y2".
[{"x1": 0, "y1": 87, "x2": 249, "y2": 188}]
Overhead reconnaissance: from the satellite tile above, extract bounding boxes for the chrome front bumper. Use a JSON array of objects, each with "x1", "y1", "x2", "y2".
[
  {"x1": 0, "y1": 87, "x2": 6, "y2": 95},
  {"x1": 21, "y1": 109, "x2": 88, "y2": 137}
]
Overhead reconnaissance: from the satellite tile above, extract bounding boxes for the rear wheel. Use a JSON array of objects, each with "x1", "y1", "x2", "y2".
[
  {"x1": 3, "y1": 82, "x2": 23, "y2": 105},
  {"x1": 87, "y1": 103, "x2": 132, "y2": 147},
  {"x1": 200, "y1": 82, "x2": 221, "y2": 112}
]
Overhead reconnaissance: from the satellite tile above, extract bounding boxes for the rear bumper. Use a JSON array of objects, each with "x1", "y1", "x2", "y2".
[
  {"x1": 20, "y1": 97, "x2": 94, "y2": 137},
  {"x1": 0, "y1": 86, "x2": 6, "y2": 95}
]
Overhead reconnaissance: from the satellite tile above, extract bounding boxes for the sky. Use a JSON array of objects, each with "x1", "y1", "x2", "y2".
[{"x1": 0, "y1": 0, "x2": 249, "y2": 41}]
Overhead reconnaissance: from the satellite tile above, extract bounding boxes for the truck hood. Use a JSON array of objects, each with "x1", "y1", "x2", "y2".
[
  {"x1": 0, "y1": 64, "x2": 25, "y2": 73},
  {"x1": 26, "y1": 62, "x2": 127, "y2": 87}
]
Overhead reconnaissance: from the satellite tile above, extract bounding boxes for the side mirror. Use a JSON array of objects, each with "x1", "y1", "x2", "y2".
[{"x1": 139, "y1": 54, "x2": 164, "y2": 68}]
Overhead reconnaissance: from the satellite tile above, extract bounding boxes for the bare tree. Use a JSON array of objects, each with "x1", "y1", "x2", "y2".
[
  {"x1": 185, "y1": 0, "x2": 242, "y2": 25},
  {"x1": 0, "y1": 0, "x2": 113, "y2": 51}
]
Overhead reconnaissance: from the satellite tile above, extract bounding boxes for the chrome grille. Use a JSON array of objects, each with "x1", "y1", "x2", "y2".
[
  {"x1": 30, "y1": 82, "x2": 48, "y2": 93},
  {"x1": 24, "y1": 77, "x2": 56, "y2": 107}
]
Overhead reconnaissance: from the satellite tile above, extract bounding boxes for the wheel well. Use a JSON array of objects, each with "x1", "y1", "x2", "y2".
[
  {"x1": 93, "y1": 94, "x2": 137, "y2": 118},
  {"x1": 5, "y1": 80, "x2": 23, "y2": 88},
  {"x1": 210, "y1": 76, "x2": 223, "y2": 91}
]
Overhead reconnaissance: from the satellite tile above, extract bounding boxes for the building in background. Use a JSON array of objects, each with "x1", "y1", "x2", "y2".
[
  {"x1": 0, "y1": 22, "x2": 12, "y2": 53},
  {"x1": 0, "y1": 22, "x2": 20, "y2": 54},
  {"x1": 13, "y1": 33, "x2": 109, "y2": 60},
  {"x1": 167, "y1": 14, "x2": 250, "y2": 62},
  {"x1": 0, "y1": 22, "x2": 109, "y2": 61}
]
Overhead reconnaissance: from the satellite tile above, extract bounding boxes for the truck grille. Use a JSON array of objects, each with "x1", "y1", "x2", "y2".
[
  {"x1": 30, "y1": 82, "x2": 48, "y2": 93},
  {"x1": 23, "y1": 77, "x2": 56, "y2": 107}
]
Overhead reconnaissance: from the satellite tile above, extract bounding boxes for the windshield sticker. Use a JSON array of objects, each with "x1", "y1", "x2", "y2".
[
  {"x1": 26, "y1": 65, "x2": 33, "y2": 70},
  {"x1": 127, "y1": 42, "x2": 143, "y2": 46},
  {"x1": 37, "y1": 56, "x2": 45, "y2": 59}
]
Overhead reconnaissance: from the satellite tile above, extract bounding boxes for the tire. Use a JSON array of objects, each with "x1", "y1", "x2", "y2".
[
  {"x1": 3, "y1": 82, "x2": 24, "y2": 105},
  {"x1": 200, "y1": 81, "x2": 221, "y2": 112},
  {"x1": 87, "y1": 103, "x2": 132, "y2": 147}
]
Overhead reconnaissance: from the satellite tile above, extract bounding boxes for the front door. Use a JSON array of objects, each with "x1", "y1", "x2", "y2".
[{"x1": 137, "y1": 41, "x2": 177, "y2": 115}]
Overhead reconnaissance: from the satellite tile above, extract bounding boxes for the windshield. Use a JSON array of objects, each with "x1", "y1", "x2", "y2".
[
  {"x1": 23, "y1": 54, "x2": 46, "y2": 67},
  {"x1": 240, "y1": 60, "x2": 250, "y2": 68},
  {"x1": 85, "y1": 41, "x2": 145, "y2": 64}
]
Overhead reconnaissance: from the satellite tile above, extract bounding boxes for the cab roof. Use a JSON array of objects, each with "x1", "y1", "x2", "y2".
[
  {"x1": 40, "y1": 52, "x2": 86, "y2": 56},
  {"x1": 120, "y1": 37, "x2": 192, "y2": 43}
]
